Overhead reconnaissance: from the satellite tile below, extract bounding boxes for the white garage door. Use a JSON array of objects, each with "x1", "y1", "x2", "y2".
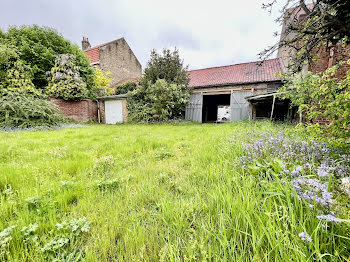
[{"x1": 105, "y1": 100, "x2": 123, "y2": 124}]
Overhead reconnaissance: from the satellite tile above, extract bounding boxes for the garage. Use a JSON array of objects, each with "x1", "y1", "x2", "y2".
[
  {"x1": 96, "y1": 94, "x2": 128, "y2": 124},
  {"x1": 185, "y1": 58, "x2": 284, "y2": 123},
  {"x1": 202, "y1": 94, "x2": 231, "y2": 122}
]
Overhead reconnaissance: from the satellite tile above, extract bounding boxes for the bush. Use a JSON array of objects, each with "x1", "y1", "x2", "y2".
[
  {"x1": 0, "y1": 92, "x2": 64, "y2": 128},
  {"x1": 91, "y1": 67, "x2": 114, "y2": 98},
  {"x1": 142, "y1": 48, "x2": 189, "y2": 86},
  {"x1": 0, "y1": 44, "x2": 18, "y2": 86},
  {"x1": 127, "y1": 48, "x2": 190, "y2": 122},
  {"x1": 127, "y1": 79, "x2": 189, "y2": 122},
  {"x1": 47, "y1": 54, "x2": 87, "y2": 101},
  {"x1": 115, "y1": 81, "x2": 138, "y2": 95},
  {"x1": 0, "y1": 25, "x2": 95, "y2": 91},
  {"x1": 279, "y1": 60, "x2": 350, "y2": 144},
  {"x1": 0, "y1": 60, "x2": 45, "y2": 98}
]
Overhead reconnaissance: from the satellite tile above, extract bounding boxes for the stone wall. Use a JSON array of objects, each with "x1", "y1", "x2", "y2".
[
  {"x1": 99, "y1": 38, "x2": 142, "y2": 87},
  {"x1": 49, "y1": 97, "x2": 97, "y2": 122}
]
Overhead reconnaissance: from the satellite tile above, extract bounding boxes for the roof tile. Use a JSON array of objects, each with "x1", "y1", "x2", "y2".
[{"x1": 188, "y1": 58, "x2": 283, "y2": 87}]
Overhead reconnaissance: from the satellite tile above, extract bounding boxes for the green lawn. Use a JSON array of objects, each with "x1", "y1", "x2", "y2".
[{"x1": 0, "y1": 122, "x2": 349, "y2": 261}]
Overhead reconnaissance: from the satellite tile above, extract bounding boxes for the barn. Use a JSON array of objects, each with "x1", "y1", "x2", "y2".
[{"x1": 185, "y1": 58, "x2": 285, "y2": 123}]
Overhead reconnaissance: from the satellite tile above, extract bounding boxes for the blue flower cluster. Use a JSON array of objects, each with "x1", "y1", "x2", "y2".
[{"x1": 239, "y1": 132, "x2": 350, "y2": 226}]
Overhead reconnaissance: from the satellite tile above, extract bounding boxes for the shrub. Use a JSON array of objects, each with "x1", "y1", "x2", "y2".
[
  {"x1": 127, "y1": 79, "x2": 189, "y2": 122},
  {"x1": 1, "y1": 60, "x2": 45, "y2": 98},
  {"x1": 1, "y1": 25, "x2": 95, "y2": 91},
  {"x1": 0, "y1": 44, "x2": 18, "y2": 86},
  {"x1": 91, "y1": 67, "x2": 114, "y2": 98},
  {"x1": 115, "y1": 80, "x2": 138, "y2": 95},
  {"x1": 0, "y1": 92, "x2": 64, "y2": 128},
  {"x1": 47, "y1": 54, "x2": 87, "y2": 101},
  {"x1": 142, "y1": 48, "x2": 189, "y2": 86},
  {"x1": 279, "y1": 61, "x2": 350, "y2": 144}
]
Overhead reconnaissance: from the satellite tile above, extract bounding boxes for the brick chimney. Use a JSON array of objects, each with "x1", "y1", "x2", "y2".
[{"x1": 82, "y1": 37, "x2": 91, "y2": 50}]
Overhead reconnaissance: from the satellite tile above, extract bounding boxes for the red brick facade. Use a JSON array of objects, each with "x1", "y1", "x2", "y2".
[
  {"x1": 49, "y1": 97, "x2": 97, "y2": 122},
  {"x1": 309, "y1": 44, "x2": 350, "y2": 78}
]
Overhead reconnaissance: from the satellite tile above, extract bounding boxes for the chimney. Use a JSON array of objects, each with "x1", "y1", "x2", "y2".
[{"x1": 82, "y1": 37, "x2": 91, "y2": 50}]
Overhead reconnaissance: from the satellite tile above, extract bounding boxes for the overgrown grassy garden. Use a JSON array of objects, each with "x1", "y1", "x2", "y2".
[{"x1": 0, "y1": 122, "x2": 349, "y2": 261}]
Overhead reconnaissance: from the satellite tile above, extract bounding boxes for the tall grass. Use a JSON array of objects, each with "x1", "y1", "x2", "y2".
[{"x1": 0, "y1": 121, "x2": 348, "y2": 261}]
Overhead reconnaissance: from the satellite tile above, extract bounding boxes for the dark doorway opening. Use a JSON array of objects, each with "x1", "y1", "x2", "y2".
[
  {"x1": 250, "y1": 96, "x2": 298, "y2": 122},
  {"x1": 202, "y1": 94, "x2": 231, "y2": 122}
]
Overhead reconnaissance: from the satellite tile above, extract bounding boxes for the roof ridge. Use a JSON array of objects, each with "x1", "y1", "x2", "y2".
[
  {"x1": 85, "y1": 37, "x2": 124, "y2": 51},
  {"x1": 188, "y1": 58, "x2": 280, "y2": 73}
]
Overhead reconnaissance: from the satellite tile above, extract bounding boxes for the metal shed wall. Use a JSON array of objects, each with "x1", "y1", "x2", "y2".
[
  {"x1": 230, "y1": 91, "x2": 253, "y2": 121},
  {"x1": 185, "y1": 93, "x2": 203, "y2": 122}
]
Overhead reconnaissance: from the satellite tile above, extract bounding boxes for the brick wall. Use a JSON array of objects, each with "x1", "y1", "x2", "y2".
[
  {"x1": 49, "y1": 97, "x2": 97, "y2": 122},
  {"x1": 309, "y1": 44, "x2": 350, "y2": 78}
]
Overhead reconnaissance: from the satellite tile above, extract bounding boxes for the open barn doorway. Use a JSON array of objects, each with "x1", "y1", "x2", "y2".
[{"x1": 202, "y1": 94, "x2": 231, "y2": 123}]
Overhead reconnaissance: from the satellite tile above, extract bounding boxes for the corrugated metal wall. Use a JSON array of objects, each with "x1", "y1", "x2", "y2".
[
  {"x1": 186, "y1": 91, "x2": 253, "y2": 122},
  {"x1": 230, "y1": 91, "x2": 253, "y2": 121},
  {"x1": 185, "y1": 93, "x2": 203, "y2": 122}
]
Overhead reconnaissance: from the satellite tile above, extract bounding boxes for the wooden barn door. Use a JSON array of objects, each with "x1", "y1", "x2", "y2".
[
  {"x1": 185, "y1": 93, "x2": 203, "y2": 122},
  {"x1": 230, "y1": 91, "x2": 252, "y2": 121}
]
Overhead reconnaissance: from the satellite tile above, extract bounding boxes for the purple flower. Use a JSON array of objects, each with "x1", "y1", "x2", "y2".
[
  {"x1": 316, "y1": 214, "x2": 340, "y2": 223},
  {"x1": 299, "y1": 231, "x2": 312, "y2": 242},
  {"x1": 317, "y1": 163, "x2": 331, "y2": 177}
]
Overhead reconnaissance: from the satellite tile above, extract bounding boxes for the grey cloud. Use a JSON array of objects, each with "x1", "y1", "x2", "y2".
[{"x1": 0, "y1": 0, "x2": 283, "y2": 70}]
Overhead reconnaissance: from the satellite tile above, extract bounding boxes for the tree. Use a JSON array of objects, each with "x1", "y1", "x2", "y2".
[
  {"x1": 0, "y1": 25, "x2": 95, "y2": 91},
  {"x1": 91, "y1": 67, "x2": 114, "y2": 98},
  {"x1": 0, "y1": 44, "x2": 18, "y2": 87},
  {"x1": 142, "y1": 48, "x2": 190, "y2": 86},
  {"x1": 115, "y1": 81, "x2": 138, "y2": 95},
  {"x1": 1, "y1": 60, "x2": 44, "y2": 98},
  {"x1": 261, "y1": 0, "x2": 350, "y2": 72},
  {"x1": 47, "y1": 54, "x2": 87, "y2": 101},
  {"x1": 127, "y1": 79, "x2": 190, "y2": 122},
  {"x1": 278, "y1": 60, "x2": 350, "y2": 143},
  {"x1": 127, "y1": 48, "x2": 190, "y2": 122}
]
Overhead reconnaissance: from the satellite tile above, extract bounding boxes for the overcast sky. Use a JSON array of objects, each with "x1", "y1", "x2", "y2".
[{"x1": 0, "y1": 0, "x2": 283, "y2": 70}]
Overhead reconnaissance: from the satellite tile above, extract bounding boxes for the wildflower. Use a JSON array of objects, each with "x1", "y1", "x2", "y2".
[
  {"x1": 299, "y1": 231, "x2": 312, "y2": 242},
  {"x1": 317, "y1": 163, "x2": 331, "y2": 177},
  {"x1": 316, "y1": 214, "x2": 340, "y2": 223},
  {"x1": 291, "y1": 167, "x2": 302, "y2": 178}
]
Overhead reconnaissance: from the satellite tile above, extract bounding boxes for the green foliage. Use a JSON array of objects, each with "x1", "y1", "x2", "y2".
[
  {"x1": 91, "y1": 67, "x2": 114, "y2": 98},
  {"x1": 142, "y1": 48, "x2": 190, "y2": 86},
  {"x1": 115, "y1": 80, "x2": 138, "y2": 95},
  {"x1": 0, "y1": 122, "x2": 349, "y2": 260},
  {"x1": 1, "y1": 25, "x2": 95, "y2": 91},
  {"x1": 127, "y1": 79, "x2": 190, "y2": 122},
  {"x1": 261, "y1": 0, "x2": 350, "y2": 72},
  {"x1": 1, "y1": 60, "x2": 44, "y2": 98},
  {"x1": 0, "y1": 44, "x2": 18, "y2": 86},
  {"x1": 0, "y1": 92, "x2": 64, "y2": 127},
  {"x1": 47, "y1": 54, "x2": 87, "y2": 101},
  {"x1": 279, "y1": 61, "x2": 350, "y2": 144},
  {"x1": 128, "y1": 48, "x2": 190, "y2": 122}
]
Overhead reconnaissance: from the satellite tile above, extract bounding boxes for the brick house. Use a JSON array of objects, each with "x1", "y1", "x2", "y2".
[
  {"x1": 185, "y1": 58, "x2": 294, "y2": 122},
  {"x1": 82, "y1": 37, "x2": 142, "y2": 88},
  {"x1": 277, "y1": 4, "x2": 350, "y2": 76}
]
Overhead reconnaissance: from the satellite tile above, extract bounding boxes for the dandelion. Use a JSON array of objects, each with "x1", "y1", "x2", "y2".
[{"x1": 299, "y1": 231, "x2": 312, "y2": 242}]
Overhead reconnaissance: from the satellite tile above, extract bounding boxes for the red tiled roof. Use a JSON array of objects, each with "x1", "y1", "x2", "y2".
[
  {"x1": 84, "y1": 38, "x2": 123, "y2": 64},
  {"x1": 85, "y1": 46, "x2": 99, "y2": 63},
  {"x1": 188, "y1": 58, "x2": 283, "y2": 87}
]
